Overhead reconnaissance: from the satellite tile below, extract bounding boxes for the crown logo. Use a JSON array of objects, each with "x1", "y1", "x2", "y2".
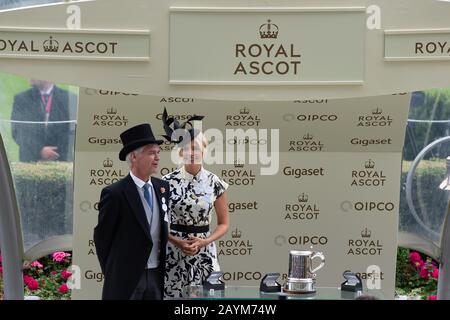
[
  {"x1": 106, "y1": 107, "x2": 117, "y2": 115},
  {"x1": 103, "y1": 158, "x2": 113, "y2": 168},
  {"x1": 298, "y1": 193, "x2": 309, "y2": 203},
  {"x1": 361, "y1": 228, "x2": 372, "y2": 238},
  {"x1": 372, "y1": 108, "x2": 383, "y2": 115},
  {"x1": 240, "y1": 107, "x2": 250, "y2": 115},
  {"x1": 364, "y1": 159, "x2": 375, "y2": 169},
  {"x1": 234, "y1": 160, "x2": 244, "y2": 168},
  {"x1": 259, "y1": 19, "x2": 279, "y2": 39},
  {"x1": 232, "y1": 228, "x2": 242, "y2": 238},
  {"x1": 43, "y1": 36, "x2": 59, "y2": 53},
  {"x1": 303, "y1": 133, "x2": 314, "y2": 141}
]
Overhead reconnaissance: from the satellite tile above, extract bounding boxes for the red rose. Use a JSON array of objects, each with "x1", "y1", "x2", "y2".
[
  {"x1": 27, "y1": 278, "x2": 39, "y2": 291},
  {"x1": 59, "y1": 284, "x2": 69, "y2": 294},
  {"x1": 409, "y1": 252, "x2": 422, "y2": 263},
  {"x1": 61, "y1": 270, "x2": 72, "y2": 280},
  {"x1": 432, "y1": 268, "x2": 439, "y2": 279}
]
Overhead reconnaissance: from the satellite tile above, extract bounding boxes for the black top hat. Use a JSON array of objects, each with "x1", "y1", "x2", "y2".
[{"x1": 119, "y1": 123, "x2": 163, "y2": 161}]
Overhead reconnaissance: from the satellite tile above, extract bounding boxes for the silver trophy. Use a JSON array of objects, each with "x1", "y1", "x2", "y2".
[{"x1": 283, "y1": 250, "x2": 325, "y2": 294}]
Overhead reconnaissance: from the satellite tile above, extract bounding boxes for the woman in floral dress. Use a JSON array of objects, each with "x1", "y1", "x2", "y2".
[{"x1": 161, "y1": 112, "x2": 229, "y2": 298}]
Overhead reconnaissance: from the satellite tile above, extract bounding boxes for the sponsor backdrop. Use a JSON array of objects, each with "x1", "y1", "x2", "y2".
[{"x1": 72, "y1": 90, "x2": 410, "y2": 299}]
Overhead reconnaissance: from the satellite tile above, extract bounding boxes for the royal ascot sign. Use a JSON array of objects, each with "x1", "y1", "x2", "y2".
[
  {"x1": 0, "y1": 28, "x2": 150, "y2": 61},
  {"x1": 385, "y1": 29, "x2": 450, "y2": 61},
  {"x1": 169, "y1": 8, "x2": 366, "y2": 84}
]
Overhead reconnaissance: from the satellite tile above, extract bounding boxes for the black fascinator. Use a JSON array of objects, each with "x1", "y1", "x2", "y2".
[{"x1": 161, "y1": 107, "x2": 204, "y2": 146}]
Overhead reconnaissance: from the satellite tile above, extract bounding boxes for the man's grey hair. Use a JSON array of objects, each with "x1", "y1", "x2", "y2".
[{"x1": 125, "y1": 146, "x2": 145, "y2": 168}]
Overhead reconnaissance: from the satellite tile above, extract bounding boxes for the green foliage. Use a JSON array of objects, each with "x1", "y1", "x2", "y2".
[{"x1": 10, "y1": 161, "x2": 74, "y2": 249}]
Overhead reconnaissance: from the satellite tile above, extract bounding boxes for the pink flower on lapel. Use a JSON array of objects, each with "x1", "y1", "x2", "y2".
[{"x1": 160, "y1": 187, "x2": 166, "y2": 194}]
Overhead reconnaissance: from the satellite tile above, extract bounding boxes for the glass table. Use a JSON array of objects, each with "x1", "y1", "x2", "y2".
[{"x1": 182, "y1": 285, "x2": 386, "y2": 300}]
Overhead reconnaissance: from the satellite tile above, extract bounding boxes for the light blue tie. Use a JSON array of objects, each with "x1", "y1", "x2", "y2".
[{"x1": 143, "y1": 183, "x2": 153, "y2": 211}]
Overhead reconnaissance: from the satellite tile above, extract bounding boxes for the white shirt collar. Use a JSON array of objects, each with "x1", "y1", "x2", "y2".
[
  {"x1": 39, "y1": 85, "x2": 54, "y2": 96},
  {"x1": 180, "y1": 166, "x2": 205, "y2": 182},
  {"x1": 130, "y1": 171, "x2": 153, "y2": 189}
]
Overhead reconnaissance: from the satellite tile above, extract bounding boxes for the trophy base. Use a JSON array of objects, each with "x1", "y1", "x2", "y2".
[{"x1": 283, "y1": 278, "x2": 316, "y2": 294}]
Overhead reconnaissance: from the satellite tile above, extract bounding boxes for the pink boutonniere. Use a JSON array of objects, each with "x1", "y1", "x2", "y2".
[{"x1": 160, "y1": 187, "x2": 166, "y2": 194}]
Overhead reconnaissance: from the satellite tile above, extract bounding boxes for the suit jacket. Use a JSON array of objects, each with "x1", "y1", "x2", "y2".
[
  {"x1": 93, "y1": 174, "x2": 169, "y2": 300},
  {"x1": 11, "y1": 86, "x2": 77, "y2": 162}
]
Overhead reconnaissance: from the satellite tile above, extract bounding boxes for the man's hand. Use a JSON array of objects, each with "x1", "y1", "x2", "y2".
[{"x1": 40, "y1": 146, "x2": 60, "y2": 161}]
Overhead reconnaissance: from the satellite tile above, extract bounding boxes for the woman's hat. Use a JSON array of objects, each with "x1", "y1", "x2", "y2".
[
  {"x1": 119, "y1": 123, "x2": 163, "y2": 161},
  {"x1": 161, "y1": 107, "x2": 204, "y2": 147}
]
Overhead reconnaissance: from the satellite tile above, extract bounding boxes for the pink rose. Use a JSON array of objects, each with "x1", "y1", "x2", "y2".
[
  {"x1": 427, "y1": 295, "x2": 437, "y2": 300},
  {"x1": 52, "y1": 252, "x2": 71, "y2": 262},
  {"x1": 61, "y1": 270, "x2": 72, "y2": 280},
  {"x1": 419, "y1": 267, "x2": 429, "y2": 279},
  {"x1": 432, "y1": 268, "x2": 439, "y2": 279},
  {"x1": 409, "y1": 252, "x2": 422, "y2": 263},
  {"x1": 31, "y1": 261, "x2": 43, "y2": 268},
  {"x1": 414, "y1": 260, "x2": 424, "y2": 269},
  {"x1": 58, "y1": 284, "x2": 69, "y2": 294},
  {"x1": 26, "y1": 278, "x2": 39, "y2": 291}
]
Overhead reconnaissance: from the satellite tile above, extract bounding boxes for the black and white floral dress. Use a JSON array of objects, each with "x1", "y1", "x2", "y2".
[{"x1": 162, "y1": 166, "x2": 229, "y2": 298}]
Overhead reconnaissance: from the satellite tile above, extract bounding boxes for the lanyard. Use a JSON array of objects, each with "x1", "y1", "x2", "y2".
[{"x1": 41, "y1": 94, "x2": 53, "y2": 115}]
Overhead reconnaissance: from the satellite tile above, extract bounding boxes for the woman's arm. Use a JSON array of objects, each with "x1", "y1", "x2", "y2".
[
  {"x1": 189, "y1": 192, "x2": 229, "y2": 249},
  {"x1": 169, "y1": 233, "x2": 198, "y2": 256}
]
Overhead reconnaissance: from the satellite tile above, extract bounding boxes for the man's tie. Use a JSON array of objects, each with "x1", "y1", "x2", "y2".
[{"x1": 143, "y1": 183, "x2": 154, "y2": 211}]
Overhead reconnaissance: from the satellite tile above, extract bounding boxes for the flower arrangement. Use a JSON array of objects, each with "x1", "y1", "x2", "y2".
[
  {"x1": 22, "y1": 251, "x2": 72, "y2": 299},
  {"x1": 0, "y1": 250, "x2": 72, "y2": 300},
  {"x1": 395, "y1": 247, "x2": 438, "y2": 300}
]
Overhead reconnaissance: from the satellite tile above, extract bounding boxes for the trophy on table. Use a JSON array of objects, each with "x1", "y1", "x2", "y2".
[{"x1": 283, "y1": 250, "x2": 325, "y2": 294}]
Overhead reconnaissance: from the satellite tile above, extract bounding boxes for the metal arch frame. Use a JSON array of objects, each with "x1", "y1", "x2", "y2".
[
  {"x1": 0, "y1": 132, "x2": 24, "y2": 300},
  {"x1": 405, "y1": 136, "x2": 450, "y2": 240}
]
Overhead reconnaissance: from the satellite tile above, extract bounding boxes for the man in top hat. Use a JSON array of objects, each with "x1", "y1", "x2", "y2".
[{"x1": 93, "y1": 123, "x2": 169, "y2": 300}]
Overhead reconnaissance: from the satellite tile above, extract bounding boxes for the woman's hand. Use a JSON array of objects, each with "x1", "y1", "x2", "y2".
[
  {"x1": 188, "y1": 236, "x2": 210, "y2": 251},
  {"x1": 174, "y1": 237, "x2": 198, "y2": 256}
]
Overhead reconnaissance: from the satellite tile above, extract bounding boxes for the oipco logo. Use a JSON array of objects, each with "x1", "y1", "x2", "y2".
[
  {"x1": 84, "y1": 88, "x2": 138, "y2": 96},
  {"x1": 340, "y1": 200, "x2": 395, "y2": 213},
  {"x1": 274, "y1": 234, "x2": 328, "y2": 247},
  {"x1": 79, "y1": 201, "x2": 99, "y2": 212}
]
